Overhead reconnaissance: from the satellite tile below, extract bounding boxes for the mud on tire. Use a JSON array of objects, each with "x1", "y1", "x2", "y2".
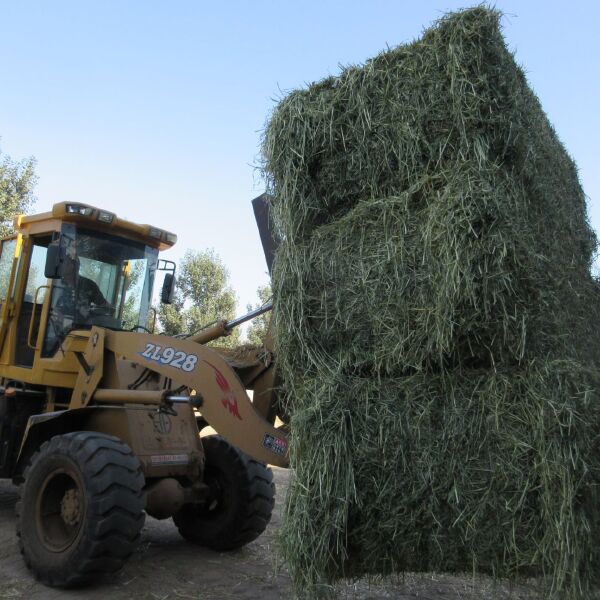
[
  {"x1": 173, "y1": 435, "x2": 275, "y2": 551},
  {"x1": 16, "y1": 431, "x2": 145, "y2": 587}
]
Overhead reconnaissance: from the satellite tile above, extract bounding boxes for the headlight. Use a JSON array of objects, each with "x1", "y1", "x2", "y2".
[
  {"x1": 97, "y1": 210, "x2": 115, "y2": 224},
  {"x1": 65, "y1": 203, "x2": 94, "y2": 216}
]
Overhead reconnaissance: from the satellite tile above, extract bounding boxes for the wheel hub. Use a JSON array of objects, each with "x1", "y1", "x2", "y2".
[
  {"x1": 37, "y1": 469, "x2": 85, "y2": 552},
  {"x1": 60, "y1": 488, "x2": 82, "y2": 527}
]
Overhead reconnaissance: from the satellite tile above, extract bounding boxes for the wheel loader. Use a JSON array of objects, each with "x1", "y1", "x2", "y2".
[{"x1": 0, "y1": 199, "x2": 287, "y2": 586}]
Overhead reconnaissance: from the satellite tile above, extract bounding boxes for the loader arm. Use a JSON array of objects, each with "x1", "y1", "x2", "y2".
[{"x1": 72, "y1": 327, "x2": 289, "y2": 467}]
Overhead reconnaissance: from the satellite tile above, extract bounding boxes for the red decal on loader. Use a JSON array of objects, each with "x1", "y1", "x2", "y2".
[{"x1": 206, "y1": 361, "x2": 242, "y2": 420}]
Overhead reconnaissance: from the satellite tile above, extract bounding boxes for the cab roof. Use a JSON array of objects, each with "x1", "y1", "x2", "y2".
[{"x1": 15, "y1": 202, "x2": 177, "y2": 250}]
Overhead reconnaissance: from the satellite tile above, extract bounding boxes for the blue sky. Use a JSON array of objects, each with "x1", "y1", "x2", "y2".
[{"x1": 1, "y1": 0, "x2": 599, "y2": 313}]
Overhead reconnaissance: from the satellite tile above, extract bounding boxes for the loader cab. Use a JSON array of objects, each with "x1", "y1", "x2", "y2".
[
  {"x1": 41, "y1": 224, "x2": 158, "y2": 358},
  {"x1": 0, "y1": 202, "x2": 176, "y2": 384}
]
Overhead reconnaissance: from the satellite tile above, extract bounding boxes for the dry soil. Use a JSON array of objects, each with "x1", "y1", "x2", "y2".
[{"x1": 0, "y1": 467, "x2": 545, "y2": 600}]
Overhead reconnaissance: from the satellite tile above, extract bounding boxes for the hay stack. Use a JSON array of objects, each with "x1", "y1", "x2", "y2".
[{"x1": 263, "y1": 7, "x2": 600, "y2": 599}]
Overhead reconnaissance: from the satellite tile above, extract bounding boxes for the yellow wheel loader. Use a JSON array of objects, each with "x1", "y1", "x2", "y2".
[{"x1": 0, "y1": 200, "x2": 287, "y2": 586}]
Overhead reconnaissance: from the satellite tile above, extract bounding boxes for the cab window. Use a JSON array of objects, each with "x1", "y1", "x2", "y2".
[
  {"x1": 24, "y1": 243, "x2": 49, "y2": 303},
  {"x1": 0, "y1": 238, "x2": 17, "y2": 305}
]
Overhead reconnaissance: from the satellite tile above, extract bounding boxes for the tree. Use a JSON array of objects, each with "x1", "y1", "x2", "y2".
[
  {"x1": 158, "y1": 249, "x2": 240, "y2": 347},
  {"x1": 0, "y1": 149, "x2": 36, "y2": 237},
  {"x1": 245, "y1": 283, "x2": 272, "y2": 346}
]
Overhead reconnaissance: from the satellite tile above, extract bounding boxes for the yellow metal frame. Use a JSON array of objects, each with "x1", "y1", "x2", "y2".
[{"x1": 0, "y1": 201, "x2": 289, "y2": 472}]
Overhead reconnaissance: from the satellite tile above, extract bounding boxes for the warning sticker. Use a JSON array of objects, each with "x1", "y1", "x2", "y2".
[
  {"x1": 150, "y1": 454, "x2": 189, "y2": 466},
  {"x1": 262, "y1": 433, "x2": 288, "y2": 456}
]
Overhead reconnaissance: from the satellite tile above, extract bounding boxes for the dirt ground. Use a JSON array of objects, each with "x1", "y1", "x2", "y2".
[{"x1": 0, "y1": 467, "x2": 545, "y2": 600}]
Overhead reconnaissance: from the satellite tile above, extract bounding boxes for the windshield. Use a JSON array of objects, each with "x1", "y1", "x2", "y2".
[{"x1": 43, "y1": 224, "x2": 158, "y2": 357}]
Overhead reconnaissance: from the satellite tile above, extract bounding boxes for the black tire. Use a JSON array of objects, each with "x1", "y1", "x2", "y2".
[
  {"x1": 173, "y1": 435, "x2": 275, "y2": 551},
  {"x1": 16, "y1": 431, "x2": 145, "y2": 587}
]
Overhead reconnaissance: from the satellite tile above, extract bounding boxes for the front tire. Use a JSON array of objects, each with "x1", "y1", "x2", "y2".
[
  {"x1": 16, "y1": 431, "x2": 145, "y2": 587},
  {"x1": 173, "y1": 435, "x2": 275, "y2": 551}
]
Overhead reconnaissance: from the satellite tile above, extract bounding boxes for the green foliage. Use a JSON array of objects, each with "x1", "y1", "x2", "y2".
[
  {"x1": 121, "y1": 260, "x2": 146, "y2": 330},
  {"x1": 245, "y1": 284, "x2": 272, "y2": 346},
  {"x1": 0, "y1": 149, "x2": 36, "y2": 237},
  {"x1": 158, "y1": 249, "x2": 239, "y2": 347},
  {"x1": 264, "y1": 6, "x2": 600, "y2": 598}
]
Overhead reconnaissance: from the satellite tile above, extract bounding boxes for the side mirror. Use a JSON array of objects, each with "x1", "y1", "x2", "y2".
[
  {"x1": 161, "y1": 273, "x2": 176, "y2": 304},
  {"x1": 44, "y1": 241, "x2": 63, "y2": 279}
]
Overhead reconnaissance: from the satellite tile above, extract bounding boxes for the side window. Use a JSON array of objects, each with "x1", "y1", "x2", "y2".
[
  {"x1": 24, "y1": 244, "x2": 49, "y2": 303},
  {"x1": 0, "y1": 238, "x2": 17, "y2": 305}
]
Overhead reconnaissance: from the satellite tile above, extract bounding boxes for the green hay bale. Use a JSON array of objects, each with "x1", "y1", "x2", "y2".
[
  {"x1": 262, "y1": 5, "x2": 600, "y2": 599},
  {"x1": 273, "y1": 187, "x2": 599, "y2": 378},
  {"x1": 263, "y1": 8, "x2": 592, "y2": 251},
  {"x1": 281, "y1": 362, "x2": 600, "y2": 598}
]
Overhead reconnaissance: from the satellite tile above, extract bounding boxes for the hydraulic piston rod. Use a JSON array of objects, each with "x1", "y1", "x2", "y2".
[
  {"x1": 92, "y1": 389, "x2": 201, "y2": 408},
  {"x1": 225, "y1": 301, "x2": 273, "y2": 330},
  {"x1": 189, "y1": 301, "x2": 273, "y2": 345}
]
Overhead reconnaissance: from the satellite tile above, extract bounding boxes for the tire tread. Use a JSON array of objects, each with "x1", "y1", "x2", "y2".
[
  {"x1": 173, "y1": 435, "x2": 275, "y2": 551},
  {"x1": 16, "y1": 431, "x2": 145, "y2": 587}
]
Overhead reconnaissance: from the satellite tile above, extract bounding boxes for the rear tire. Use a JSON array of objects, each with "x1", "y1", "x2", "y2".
[
  {"x1": 173, "y1": 435, "x2": 275, "y2": 551},
  {"x1": 16, "y1": 431, "x2": 145, "y2": 587}
]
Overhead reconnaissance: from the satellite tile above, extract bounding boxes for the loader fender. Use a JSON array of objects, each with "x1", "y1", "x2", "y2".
[{"x1": 14, "y1": 408, "x2": 94, "y2": 479}]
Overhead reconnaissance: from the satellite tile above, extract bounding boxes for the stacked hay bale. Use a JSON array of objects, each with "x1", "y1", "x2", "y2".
[{"x1": 262, "y1": 6, "x2": 600, "y2": 599}]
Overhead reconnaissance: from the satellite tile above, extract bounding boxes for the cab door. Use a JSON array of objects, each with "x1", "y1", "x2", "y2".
[{"x1": 14, "y1": 237, "x2": 51, "y2": 367}]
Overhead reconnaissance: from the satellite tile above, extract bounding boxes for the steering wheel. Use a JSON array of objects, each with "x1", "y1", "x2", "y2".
[
  {"x1": 126, "y1": 325, "x2": 153, "y2": 333},
  {"x1": 88, "y1": 304, "x2": 114, "y2": 318}
]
